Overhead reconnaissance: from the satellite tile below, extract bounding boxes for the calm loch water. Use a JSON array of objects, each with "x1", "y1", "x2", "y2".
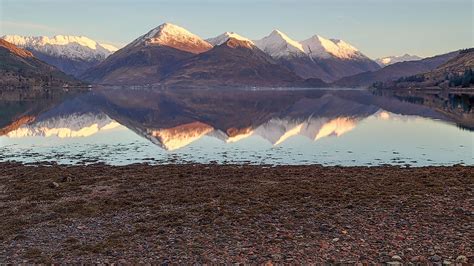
[{"x1": 0, "y1": 88, "x2": 473, "y2": 166}]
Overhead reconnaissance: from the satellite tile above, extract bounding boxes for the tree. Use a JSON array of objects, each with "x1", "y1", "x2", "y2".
[{"x1": 461, "y1": 68, "x2": 473, "y2": 88}]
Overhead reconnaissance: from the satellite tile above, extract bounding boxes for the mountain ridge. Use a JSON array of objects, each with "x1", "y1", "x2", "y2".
[
  {"x1": 378, "y1": 49, "x2": 474, "y2": 89},
  {"x1": 0, "y1": 39, "x2": 82, "y2": 88},
  {"x1": 334, "y1": 50, "x2": 461, "y2": 87},
  {"x1": 9, "y1": 22, "x2": 468, "y2": 89},
  {"x1": 2, "y1": 35, "x2": 118, "y2": 77}
]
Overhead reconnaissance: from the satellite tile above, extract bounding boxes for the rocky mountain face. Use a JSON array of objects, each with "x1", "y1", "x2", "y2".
[
  {"x1": 161, "y1": 38, "x2": 314, "y2": 87},
  {"x1": 0, "y1": 39, "x2": 81, "y2": 88},
  {"x1": 334, "y1": 50, "x2": 461, "y2": 87},
  {"x1": 2, "y1": 35, "x2": 117, "y2": 77}
]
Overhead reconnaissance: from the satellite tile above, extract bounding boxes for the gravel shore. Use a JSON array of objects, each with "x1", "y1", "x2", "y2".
[{"x1": 0, "y1": 163, "x2": 472, "y2": 263}]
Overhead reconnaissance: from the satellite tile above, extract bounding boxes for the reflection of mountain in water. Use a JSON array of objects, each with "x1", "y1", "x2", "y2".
[
  {"x1": 149, "y1": 116, "x2": 362, "y2": 150},
  {"x1": 374, "y1": 89, "x2": 474, "y2": 130},
  {"x1": 2, "y1": 88, "x2": 473, "y2": 150},
  {"x1": 0, "y1": 91, "x2": 76, "y2": 135},
  {"x1": 254, "y1": 117, "x2": 359, "y2": 145},
  {"x1": 150, "y1": 122, "x2": 214, "y2": 150},
  {"x1": 7, "y1": 113, "x2": 119, "y2": 138},
  {"x1": 4, "y1": 93, "x2": 121, "y2": 138},
  {"x1": 91, "y1": 90, "x2": 383, "y2": 150}
]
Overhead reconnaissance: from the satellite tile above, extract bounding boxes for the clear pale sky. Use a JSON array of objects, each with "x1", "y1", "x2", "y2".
[{"x1": 1, "y1": 0, "x2": 472, "y2": 58}]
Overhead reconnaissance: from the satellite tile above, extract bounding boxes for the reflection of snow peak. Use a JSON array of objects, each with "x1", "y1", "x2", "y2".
[
  {"x1": 6, "y1": 113, "x2": 120, "y2": 138},
  {"x1": 378, "y1": 111, "x2": 391, "y2": 120},
  {"x1": 144, "y1": 117, "x2": 360, "y2": 150},
  {"x1": 274, "y1": 123, "x2": 304, "y2": 146},
  {"x1": 253, "y1": 119, "x2": 301, "y2": 145},
  {"x1": 6, "y1": 114, "x2": 361, "y2": 148},
  {"x1": 226, "y1": 127, "x2": 254, "y2": 143},
  {"x1": 314, "y1": 117, "x2": 356, "y2": 140},
  {"x1": 150, "y1": 122, "x2": 214, "y2": 151},
  {"x1": 255, "y1": 117, "x2": 358, "y2": 145}
]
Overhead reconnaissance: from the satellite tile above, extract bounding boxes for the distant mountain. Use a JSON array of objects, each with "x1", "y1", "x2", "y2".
[
  {"x1": 334, "y1": 50, "x2": 460, "y2": 87},
  {"x1": 2, "y1": 35, "x2": 117, "y2": 77},
  {"x1": 206, "y1": 32, "x2": 253, "y2": 46},
  {"x1": 375, "y1": 54, "x2": 423, "y2": 67},
  {"x1": 0, "y1": 39, "x2": 81, "y2": 88},
  {"x1": 162, "y1": 38, "x2": 317, "y2": 87},
  {"x1": 254, "y1": 30, "x2": 380, "y2": 82},
  {"x1": 80, "y1": 23, "x2": 212, "y2": 85},
  {"x1": 381, "y1": 48, "x2": 474, "y2": 89}
]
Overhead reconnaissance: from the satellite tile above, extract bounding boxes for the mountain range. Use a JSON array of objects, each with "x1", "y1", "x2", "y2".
[
  {"x1": 80, "y1": 23, "x2": 379, "y2": 87},
  {"x1": 1, "y1": 22, "x2": 472, "y2": 89}
]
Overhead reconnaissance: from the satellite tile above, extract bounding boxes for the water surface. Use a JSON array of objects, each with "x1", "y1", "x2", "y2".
[{"x1": 1, "y1": 88, "x2": 472, "y2": 166}]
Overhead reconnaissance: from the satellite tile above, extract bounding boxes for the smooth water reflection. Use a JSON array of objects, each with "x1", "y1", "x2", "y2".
[{"x1": 0, "y1": 88, "x2": 473, "y2": 166}]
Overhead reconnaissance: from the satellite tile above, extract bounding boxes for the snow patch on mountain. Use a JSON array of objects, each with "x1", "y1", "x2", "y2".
[
  {"x1": 206, "y1": 32, "x2": 253, "y2": 46},
  {"x1": 375, "y1": 54, "x2": 423, "y2": 66},
  {"x1": 254, "y1": 30, "x2": 305, "y2": 58},
  {"x1": 2, "y1": 35, "x2": 118, "y2": 61}
]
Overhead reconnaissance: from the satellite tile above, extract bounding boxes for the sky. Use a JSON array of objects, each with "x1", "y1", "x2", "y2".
[{"x1": 0, "y1": 0, "x2": 472, "y2": 58}]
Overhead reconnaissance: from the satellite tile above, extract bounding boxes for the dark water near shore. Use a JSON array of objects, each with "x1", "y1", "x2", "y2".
[{"x1": 0, "y1": 88, "x2": 473, "y2": 166}]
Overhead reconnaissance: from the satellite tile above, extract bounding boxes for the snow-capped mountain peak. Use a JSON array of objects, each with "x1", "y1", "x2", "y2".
[
  {"x1": 2, "y1": 35, "x2": 116, "y2": 51},
  {"x1": 128, "y1": 22, "x2": 212, "y2": 54},
  {"x1": 375, "y1": 54, "x2": 423, "y2": 66},
  {"x1": 206, "y1": 32, "x2": 253, "y2": 46},
  {"x1": 254, "y1": 30, "x2": 305, "y2": 58},
  {"x1": 300, "y1": 35, "x2": 361, "y2": 59},
  {"x1": 1, "y1": 34, "x2": 118, "y2": 60}
]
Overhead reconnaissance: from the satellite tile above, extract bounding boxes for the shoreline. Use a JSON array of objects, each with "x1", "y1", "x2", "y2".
[{"x1": 0, "y1": 163, "x2": 472, "y2": 263}]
